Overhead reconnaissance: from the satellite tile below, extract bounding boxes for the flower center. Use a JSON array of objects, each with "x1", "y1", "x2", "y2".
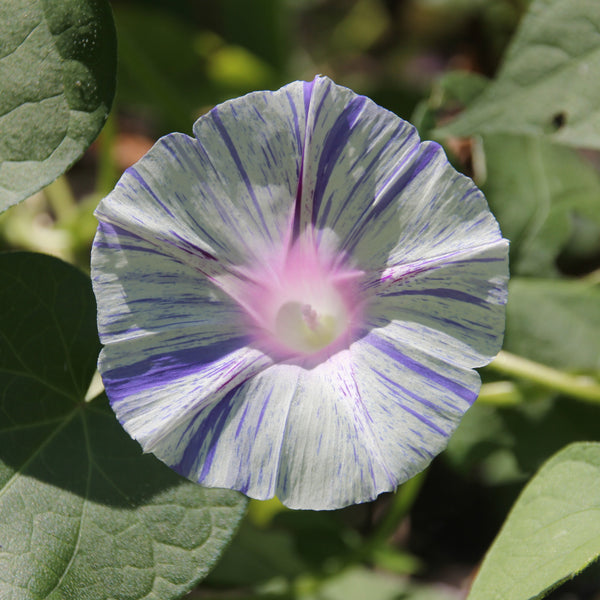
[
  {"x1": 274, "y1": 294, "x2": 349, "y2": 354},
  {"x1": 233, "y1": 231, "x2": 363, "y2": 360}
]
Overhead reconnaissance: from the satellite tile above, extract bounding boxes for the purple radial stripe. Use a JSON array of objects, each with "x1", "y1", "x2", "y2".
[
  {"x1": 363, "y1": 332, "x2": 477, "y2": 404},
  {"x1": 93, "y1": 222, "x2": 159, "y2": 255},
  {"x1": 311, "y1": 95, "x2": 367, "y2": 223},
  {"x1": 291, "y1": 81, "x2": 315, "y2": 240},
  {"x1": 303, "y1": 79, "x2": 315, "y2": 117},
  {"x1": 174, "y1": 388, "x2": 239, "y2": 479},
  {"x1": 370, "y1": 367, "x2": 452, "y2": 435},
  {"x1": 102, "y1": 336, "x2": 250, "y2": 403},
  {"x1": 161, "y1": 137, "x2": 187, "y2": 169},
  {"x1": 292, "y1": 138, "x2": 306, "y2": 241},
  {"x1": 286, "y1": 90, "x2": 303, "y2": 151},
  {"x1": 311, "y1": 80, "x2": 331, "y2": 127},
  {"x1": 210, "y1": 108, "x2": 271, "y2": 238},
  {"x1": 383, "y1": 287, "x2": 489, "y2": 307},
  {"x1": 128, "y1": 168, "x2": 176, "y2": 219},
  {"x1": 321, "y1": 121, "x2": 413, "y2": 231},
  {"x1": 169, "y1": 230, "x2": 218, "y2": 261},
  {"x1": 343, "y1": 142, "x2": 440, "y2": 253}
]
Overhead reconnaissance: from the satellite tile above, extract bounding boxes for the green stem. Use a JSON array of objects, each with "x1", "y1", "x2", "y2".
[
  {"x1": 477, "y1": 381, "x2": 523, "y2": 405},
  {"x1": 361, "y1": 470, "x2": 426, "y2": 558},
  {"x1": 45, "y1": 176, "x2": 77, "y2": 223},
  {"x1": 96, "y1": 112, "x2": 119, "y2": 196},
  {"x1": 486, "y1": 350, "x2": 600, "y2": 403}
]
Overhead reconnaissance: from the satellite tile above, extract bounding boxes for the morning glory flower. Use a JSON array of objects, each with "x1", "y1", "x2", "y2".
[{"x1": 91, "y1": 76, "x2": 508, "y2": 510}]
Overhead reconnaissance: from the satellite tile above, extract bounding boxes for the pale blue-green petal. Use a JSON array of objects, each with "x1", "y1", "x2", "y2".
[
  {"x1": 366, "y1": 241, "x2": 509, "y2": 368},
  {"x1": 149, "y1": 354, "x2": 395, "y2": 510},
  {"x1": 92, "y1": 221, "x2": 272, "y2": 452},
  {"x1": 90, "y1": 76, "x2": 509, "y2": 511},
  {"x1": 94, "y1": 82, "x2": 308, "y2": 266},
  {"x1": 298, "y1": 77, "x2": 503, "y2": 273}
]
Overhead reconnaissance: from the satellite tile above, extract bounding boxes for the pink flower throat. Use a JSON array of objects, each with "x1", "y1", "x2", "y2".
[{"x1": 233, "y1": 231, "x2": 364, "y2": 360}]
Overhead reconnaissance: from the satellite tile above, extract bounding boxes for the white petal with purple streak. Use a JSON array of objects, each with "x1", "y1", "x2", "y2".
[{"x1": 91, "y1": 75, "x2": 509, "y2": 510}]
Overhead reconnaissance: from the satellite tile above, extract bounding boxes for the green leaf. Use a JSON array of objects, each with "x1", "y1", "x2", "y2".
[
  {"x1": 467, "y1": 442, "x2": 600, "y2": 600},
  {"x1": 0, "y1": 0, "x2": 117, "y2": 212},
  {"x1": 447, "y1": 396, "x2": 600, "y2": 486},
  {"x1": 439, "y1": 0, "x2": 600, "y2": 149},
  {"x1": 411, "y1": 70, "x2": 489, "y2": 138},
  {"x1": 0, "y1": 253, "x2": 247, "y2": 600},
  {"x1": 481, "y1": 135, "x2": 600, "y2": 276},
  {"x1": 205, "y1": 520, "x2": 308, "y2": 587},
  {"x1": 504, "y1": 277, "x2": 600, "y2": 371}
]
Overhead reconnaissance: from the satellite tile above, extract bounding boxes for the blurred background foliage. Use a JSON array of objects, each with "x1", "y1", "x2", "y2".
[{"x1": 1, "y1": 1, "x2": 599, "y2": 598}]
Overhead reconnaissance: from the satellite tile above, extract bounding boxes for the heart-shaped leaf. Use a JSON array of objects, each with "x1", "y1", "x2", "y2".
[
  {"x1": 468, "y1": 442, "x2": 600, "y2": 600},
  {"x1": 0, "y1": 252, "x2": 247, "y2": 600},
  {"x1": 439, "y1": 0, "x2": 600, "y2": 149},
  {"x1": 0, "y1": 0, "x2": 117, "y2": 212},
  {"x1": 504, "y1": 277, "x2": 600, "y2": 371},
  {"x1": 481, "y1": 135, "x2": 600, "y2": 276}
]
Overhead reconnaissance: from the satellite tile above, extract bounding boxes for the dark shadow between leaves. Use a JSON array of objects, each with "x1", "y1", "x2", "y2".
[{"x1": 0, "y1": 392, "x2": 197, "y2": 508}]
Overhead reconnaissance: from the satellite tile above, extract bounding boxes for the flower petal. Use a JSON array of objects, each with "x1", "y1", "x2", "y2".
[
  {"x1": 91, "y1": 76, "x2": 510, "y2": 510},
  {"x1": 273, "y1": 330, "x2": 484, "y2": 509},
  {"x1": 95, "y1": 82, "x2": 309, "y2": 265},
  {"x1": 296, "y1": 77, "x2": 421, "y2": 248},
  {"x1": 153, "y1": 354, "x2": 397, "y2": 510},
  {"x1": 367, "y1": 240, "x2": 509, "y2": 367},
  {"x1": 156, "y1": 329, "x2": 482, "y2": 510},
  {"x1": 92, "y1": 220, "x2": 272, "y2": 452},
  {"x1": 297, "y1": 77, "x2": 502, "y2": 273}
]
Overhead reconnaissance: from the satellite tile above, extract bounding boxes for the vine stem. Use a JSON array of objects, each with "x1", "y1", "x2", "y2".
[{"x1": 486, "y1": 350, "x2": 600, "y2": 403}]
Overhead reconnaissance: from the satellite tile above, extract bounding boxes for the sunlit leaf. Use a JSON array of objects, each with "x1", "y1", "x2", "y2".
[
  {"x1": 468, "y1": 442, "x2": 600, "y2": 600},
  {"x1": 504, "y1": 277, "x2": 600, "y2": 371},
  {"x1": 481, "y1": 135, "x2": 600, "y2": 276},
  {"x1": 447, "y1": 396, "x2": 600, "y2": 486},
  {"x1": 439, "y1": 0, "x2": 600, "y2": 149},
  {"x1": 0, "y1": 253, "x2": 247, "y2": 600},
  {"x1": 0, "y1": 0, "x2": 117, "y2": 212}
]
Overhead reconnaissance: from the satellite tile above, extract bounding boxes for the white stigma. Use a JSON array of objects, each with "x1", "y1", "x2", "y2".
[{"x1": 274, "y1": 292, "x2": 349, "y2": 354}]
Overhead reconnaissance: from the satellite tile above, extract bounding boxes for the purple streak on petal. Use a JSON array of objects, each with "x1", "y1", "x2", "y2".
[
  {"x1": 96, "y1": 219, "x2": 220, "y2": 265},
  {"x1": 128, "y1": 168, "x2": 176, "y2": 219},
  {"x1": 370, "y1": 368, "x2": 450, "y2": 436},
  {"x1": 292, "y1": 146, "x2": 305, "y2": 242},
  {"x1": 291, "y1": 81, "x2": 316, "y2": 240},
  {"x1": 173, "y1": 388, "x2": 239, "y2": 479},
  {"x1": 210, "y1": 108, "x2": 271, "y2": 239},
  {"x1": 311, "y1": 95, "x2": 367, "y2": 225},
  {"x1": 286, "y1": 90, "x2": 303, "y2": 151},
  {"x1": 253, "y1": 390, "x2": 272, "y2": 436},
  {"x1": 162, "y1": 137, "x2": 187, "y2": 169},
  {"x1": 252, "y1": 104, "x2": 267, "y2": 124},
  {"x1": 311, "y1": 81, "x2": 331, "y2": 129},
  {"x1": 93, "y1": 222, "x2": 157, "y2": 255},
  {"x1": 407, "y1": 443, "x2": 432, "y2": 459},
  {"x1": 364, "y1": 332, "x2": 477, "y2": 404},
  {"x1": 320, "y1": 121, "x2": 414, "y2": 231},
  {"x1": 384, "y1": 288, "x2": 488, "y2": 307},
  {"x1": 168, "y1": 230, "x2": 217, "y2": 261},
  {"x1": 343, "y1": 142, "x2": 440, "y2": 253},
  {"x1": 102, "y1": 336, "x2": 250, "y2": 403},
  {"x1": 303, "y1": 79, "x2": 316, "y2": 118}
]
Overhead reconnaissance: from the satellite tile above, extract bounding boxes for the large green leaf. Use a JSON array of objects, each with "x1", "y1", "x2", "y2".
[
  {"x1": 0, "y1": 253, "x2": 247, "y2": 600},
  {"x1": 481, "y1": 134, "x2": 600, "y2": 276},
  {"x1": 439, "y1": 0, "x2": 600, "y2": 149},
  {"x1": 447, "y1": 396, "x2": 600, "y2": 486},
  {"x1": 467, "y1": 442, "x2": 600, "y2": 600},
  {"x1": 504, "y1": 277, "x2": 600, "y2": 371},
  {"x1": 0, "y1": 0, "x2": 117, "y2": 212}
]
